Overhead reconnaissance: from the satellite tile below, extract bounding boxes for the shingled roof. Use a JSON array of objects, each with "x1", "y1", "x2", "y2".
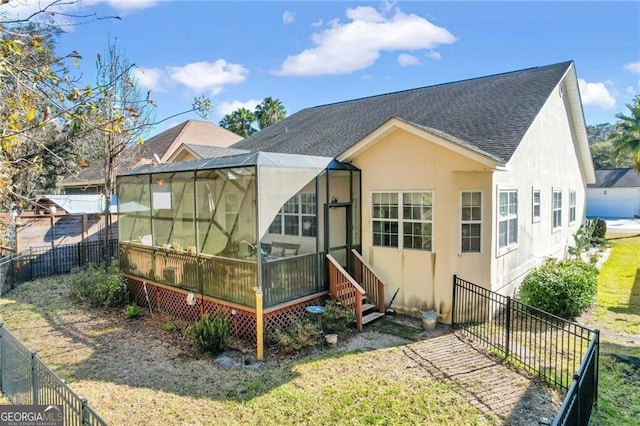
[
  {"x1": 589, "y1": 168, "x2": 640, "y2": 188},
  {"x1": 233, "y1": 61, "x2": 574, "y2": 163},
  {"x1": 62, "y1": 120, "x2": 241, "y2": 188}
]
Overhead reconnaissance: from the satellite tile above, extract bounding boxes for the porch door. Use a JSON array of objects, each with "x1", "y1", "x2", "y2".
[{"x1": 326, "y1": 203, "x2": 352, "y2": 273}]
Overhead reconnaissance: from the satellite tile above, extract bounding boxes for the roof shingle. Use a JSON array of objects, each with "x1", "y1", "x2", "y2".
[{"x1": 233, "y1": 61, "x2": 573, "y2": 162}]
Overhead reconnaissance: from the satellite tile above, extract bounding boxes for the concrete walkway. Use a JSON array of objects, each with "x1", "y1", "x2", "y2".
[{"x1": 605, "y1": 218, "x2": 640, "y2": 234}]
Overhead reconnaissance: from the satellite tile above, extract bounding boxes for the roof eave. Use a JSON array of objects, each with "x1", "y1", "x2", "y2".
[{"x1": 337, "y1": 117, "x2": 504, "y2": 169}]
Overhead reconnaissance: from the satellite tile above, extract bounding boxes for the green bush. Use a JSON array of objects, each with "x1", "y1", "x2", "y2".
[
  {"x1": 593, "y1": 218, "x2": 607, "y2": 240},
  {"x1": 268, "y1": 317, "x2": 321, "y2": 354},
  {"x1": 322, "y1": 300, "x2": 355, "y2": 334},
  {"x1": 192, "y1": 313, "x2": 231, "y2": 355},
  {"x1": 518, "y1": 259, "x2": 598, "y2": 319},
  {"x1": 69, "y1": 262, "x2": 129, "y2": 307}
]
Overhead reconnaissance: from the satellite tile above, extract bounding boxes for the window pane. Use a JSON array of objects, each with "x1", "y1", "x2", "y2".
[
  {"x1": 462, "y1": 207, "x2": 471, "y2": 221},
  {"x1": 508, "y1": 218, "x2": 518, "y2": 245},
  {"x1": 499, "y1": 221, "x2": 507, "y2": 248},
  {"x1": 462, "y1": 192, "x2": 471, "y2": 205},
  {"x1": 284, "y1": 215, "x2": 299, "y2": 235}
]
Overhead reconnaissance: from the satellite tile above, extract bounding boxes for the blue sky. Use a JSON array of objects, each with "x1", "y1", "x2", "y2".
[{"x1": 5, "y1": 1, "x2": 640, "y2": 136}]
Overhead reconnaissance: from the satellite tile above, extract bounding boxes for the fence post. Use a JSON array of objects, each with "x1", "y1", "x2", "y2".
[
  {"x1": 29, "y1": 247, "x2": 33, "y2": 281},
  {"x1": 81, "y1": 397, "x2": 89, "y2": 424},
  {"x1": 31, "y1": 350, "x2": 38, "y2": 405},
  {"x1": 594, "y1": 330, "x2": 600, "y2": 406},
  {"x1": 451, "y1": 275, "x2": 457, "y2": 326},
  {"x1": 505, "y1": 296, "x2": 511, "y2": 360},
  {"x1": 574, "y1": 372, "x2": 581, "y2": 423},
  {"x1": 0, "y1": 321, "x2": 4, "y2": 394}
]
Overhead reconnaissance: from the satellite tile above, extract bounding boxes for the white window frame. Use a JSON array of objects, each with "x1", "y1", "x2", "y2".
[
  {"x1": 371, "y1": 191, "x2": 433, "y2": 251},
  {"x1": 569, "y1": 190, "x2": 577, "y2": 224},
  {"x1": 497, "y1": 189, "x2": 518, "y2": 255},
  {"x1": 532, "y1": 188, "x2": 541, "y2": 223},
  {"x1": 460, "y1": 191, "x2": 482, "y2": 253},
  {"x1": 268, "y1": 193, "x2": 317, "y2": 237},
  {"x1": 552, "y1": 189, "x2": 562, "y2": 231}
]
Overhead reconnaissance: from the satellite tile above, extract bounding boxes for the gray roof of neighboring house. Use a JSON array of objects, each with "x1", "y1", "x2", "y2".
[
  {"x1": 588, "y1": 168, "x2": 640, "y2": 188},
  {"x1": 233, "y1": 61, "x2": 573, "y2": 163},
  {"x1": 36, "y1": 194, "x2": 113, "y2": 214},
  {"x1": 182, "y1": 144, "x2": 248, "y2": 159}
]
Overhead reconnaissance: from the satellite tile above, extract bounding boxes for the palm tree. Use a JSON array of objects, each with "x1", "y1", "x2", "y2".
[
  {"x1": 219, "y1": 107, "x2": 256, "y2": 137},
  {"x1": 609, "y1": 95, "x2": 640, "y2": 172},
  {"x1": 255, "y1": 97, "x2": 286, "y2": 130}
]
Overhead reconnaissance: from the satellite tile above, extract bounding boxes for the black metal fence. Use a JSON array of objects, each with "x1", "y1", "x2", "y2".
[
  {"x1": 452, "y1": 275, "x2": 599, "y2": 426},
  {"x1": 0, "y1": 322, "x2": 108, "y2": 425},
  {"x1": 0, "y1": 240, "x2": 118, "y2": 295}
]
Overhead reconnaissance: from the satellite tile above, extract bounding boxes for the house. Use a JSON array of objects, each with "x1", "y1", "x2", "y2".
[
  {"x1": 117, "y1": 61, "x2": 594, "y2": 357},
  {"x1": 61, "y1": 120, "x2": 242, "y2": 195},
  {"x1": 586, "y1": 168, "x2": 640, "y2": 218}
]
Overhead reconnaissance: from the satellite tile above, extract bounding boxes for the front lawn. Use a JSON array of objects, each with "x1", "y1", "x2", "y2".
[{"x1": 587, "y1": 233, "x2": 640, "y2": 425}]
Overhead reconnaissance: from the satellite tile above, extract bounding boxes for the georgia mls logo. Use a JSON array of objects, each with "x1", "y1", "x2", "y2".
[{"x1": 0, "y1": 404, "x2": 63, "y2": 426}]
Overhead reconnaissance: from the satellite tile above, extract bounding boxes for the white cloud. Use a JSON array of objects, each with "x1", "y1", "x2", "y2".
[
  {"x1": 276, "y1": 6, "x2": 457, "y2": 76},
  {"x1": 398, "y1": 53, "x2": 420, "y2": 67},
  {"x1": 133, "y1": 67, "x2": 167, "y2": 92},
  {"x1": 217, "y1": 99, "x2": 262, "y2": 118},
  {"x1": 626, "y1": 86, "x2": 636, "y2": 95},
  {"x1": 83, "y1": 0, "x2": 159, "y2": 15},
  {"x1": 168, "y1": 60, "x2": 249, "y2": 95},
  {"x1": 578, "y1": 79, "x2": 616, "y2": 109},
  {"x1": 362, "y1": 74, "x2": 374, "y2": 81},
  {"x1": 283, "y1": 10, "x2": 296, "y2": 25},
  {"x1": 624, "y1": 62, "x2": 640, "y2": 74},
  {"x1": 312, "y1": 19, "x2": 323, "y2": 28},
  {"x1": 428, "y1": 51, "x2": 442, "y2": 60}
]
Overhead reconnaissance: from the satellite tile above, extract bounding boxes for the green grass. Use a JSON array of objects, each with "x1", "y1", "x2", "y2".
[
  {"x1": 588, "y1": 233, "x2": 640, "y2": 425},
  {"x1": 594, "y1": 234, "x2": 640, "y2": 334}
]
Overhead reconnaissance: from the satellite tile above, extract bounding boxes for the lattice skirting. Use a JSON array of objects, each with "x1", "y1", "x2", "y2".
[{"x1": 125, "y1": 277, "x2": 326, "y2": 346}]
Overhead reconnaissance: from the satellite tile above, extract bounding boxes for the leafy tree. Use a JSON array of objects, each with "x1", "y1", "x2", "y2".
[
  {"x1": 219, "y1": 107, "x2": 256, "y2": 137},
  {"x1": 255, "y1": 96, "x2": 286, "y2": 130},
  {"x1": 608, "y1": 95, "x2": 640, "y2": 172},
  {"x1": 587, "y1": 122, "x2": 634, "y2": 169}
]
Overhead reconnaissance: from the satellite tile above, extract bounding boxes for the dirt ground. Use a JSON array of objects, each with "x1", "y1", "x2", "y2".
[{"x1": 0, "y1": 280, "x2": 561, "y2": 425}]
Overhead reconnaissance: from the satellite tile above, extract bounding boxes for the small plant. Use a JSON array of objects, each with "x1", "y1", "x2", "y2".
[
  {"x1": 192, "y1": 313, "x2": 231, "y2": 355},
  {"x1": 518, "y1": 259, "x2": 598, "y2": 319},
  {"x1": 164, "y1": 321, "x2": 177, "y2": 332},
  {"x1": 568, "y1": 219, "x2": 607, "y2": 260},
  {"x1": 268, "y1": 316, "x2": 321, "y2": 354},
  {"x1": 592, "y1": 217, "x2": 607, "y2": 241},
  {"x1": 69, "y1": 261, "x2": 130, "y2": 307},
  {"x1": 322, "y1": 300, "x2": 356, "y2": 334},
  {"x1": 125, "y1": 302, "x2": 144, "y2": 319}
]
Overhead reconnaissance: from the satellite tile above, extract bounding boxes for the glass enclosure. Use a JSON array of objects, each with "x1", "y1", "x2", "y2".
[{"x1": 117, "y1": 153, "x2": 360, "y2": 308}]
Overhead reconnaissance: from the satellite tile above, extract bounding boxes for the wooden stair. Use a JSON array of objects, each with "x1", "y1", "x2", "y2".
[{"x1": 361, "y1": 302, "x2": 385, "y2": 325}]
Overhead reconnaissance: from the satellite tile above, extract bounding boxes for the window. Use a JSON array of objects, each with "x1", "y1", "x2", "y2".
[
  {"x1": 552, "y1": 189, "x2": 562, "y2": 229},
  {"x1": 461, "y1": 191, "x2": 482, "y2": 253},
  {"x1": 372, "y1": 191, "x2": 432, "y2": 251},
  {"x1": 268, "y1": 193, "x2": 316, "y2": 237},
  {"x1": 498, "y1": 190, "x2": 518, "y2": 250},
  {"x1": 569, "y1": 190, "x2": 576, "y2": 224},
  {"x1": 532, "y1": 189, "x2": 541, "y2": 222}
]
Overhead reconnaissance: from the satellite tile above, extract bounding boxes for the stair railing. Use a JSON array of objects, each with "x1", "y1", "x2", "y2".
[
  {"x1": 351, "y1": 249, "x2": 385, "y2": 313},
  {"x1": 327, "y1": 254, "x2": 365, "y2": 331}
]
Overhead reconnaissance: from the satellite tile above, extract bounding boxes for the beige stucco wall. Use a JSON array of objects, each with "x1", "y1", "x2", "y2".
[
  {"x1": 352, "y1": 128, "x2": 493, "y2": 319},
  {"x1": 491, "y1": 80, "x2": 587, "y2": 296}
]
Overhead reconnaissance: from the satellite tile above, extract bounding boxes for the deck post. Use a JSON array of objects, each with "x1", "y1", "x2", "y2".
[{"x1": 255, "y1": 288, "x2": 264, "y2": 360}]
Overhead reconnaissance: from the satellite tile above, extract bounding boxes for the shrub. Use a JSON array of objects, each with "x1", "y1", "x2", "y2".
[
  {"x1": 125, "y1": 302, "x2": 144, "y2": 319},
  {"x1": 69, "y1": 262, "x2": 129, "y2": 307},
  {"x1": 322, "y1": 300, "x2": 355, "y2": 334},
  {"x1": 593, "y1": 218, "x2": 607, "y2": 241},
  {"x1": 192, "y1": 313, "x2": 231, "y2": 355},
  {"x1": 518, "y1": 259, "x2": 598, "y2": 319},
  {"x1": 268, "y1": 317, "x2": 321, "y2": 354}
]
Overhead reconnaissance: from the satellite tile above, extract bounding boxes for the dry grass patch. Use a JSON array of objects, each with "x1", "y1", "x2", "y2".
[{"x1": 0, "y1": 276, "x2": 499, "y2": 425}]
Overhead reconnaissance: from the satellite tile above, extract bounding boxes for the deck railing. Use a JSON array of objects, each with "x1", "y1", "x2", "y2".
[
  {"x1": 327, "y1": 254, "x2": 365, "y2": 330},
  {"x1": 351, "y1": 249, "x2": 385, "y2": 313},
  {"x1": 120, "y1": 243, "x2": 326, "y2": 308}
]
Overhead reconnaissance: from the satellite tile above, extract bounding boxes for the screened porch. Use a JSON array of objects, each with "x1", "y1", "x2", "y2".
[{"x1": 117, "y1": 152, "x2": 361, "y2": 309}]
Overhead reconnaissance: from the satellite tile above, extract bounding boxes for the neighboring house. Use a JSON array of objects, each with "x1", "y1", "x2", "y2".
[
  {"x1": 117, "y1": 61, "x2": 594, "y2": 353},
  {"x1": 586, "y1": 168, "x2": 640, "y2": 218},
  {"x1": 61, "y1": 120, "x2": 242, "y2": 195}
]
